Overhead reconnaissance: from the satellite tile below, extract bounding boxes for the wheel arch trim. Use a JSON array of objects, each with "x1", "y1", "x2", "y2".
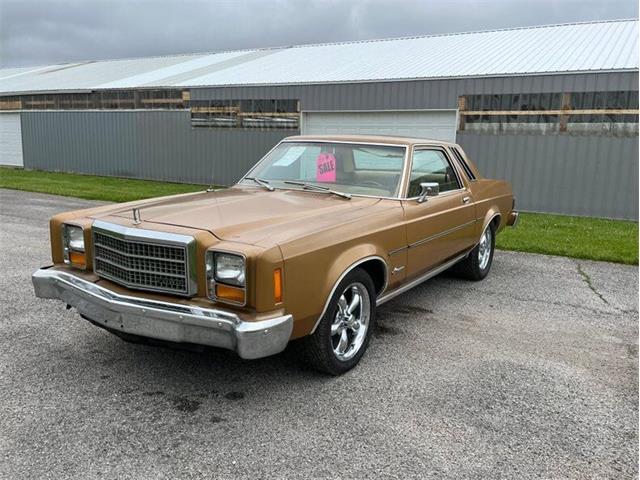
[
  {"x1": 480, "y1": 210, "x2": 501, "y2": 239},
  {"x1": 310, "y1": 255, "x2": 388, "y2": 334}
]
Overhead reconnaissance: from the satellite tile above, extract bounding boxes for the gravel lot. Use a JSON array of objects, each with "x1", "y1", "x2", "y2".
[{"x1": 1, "y1": 188, "x2": 637, "y2": 480}]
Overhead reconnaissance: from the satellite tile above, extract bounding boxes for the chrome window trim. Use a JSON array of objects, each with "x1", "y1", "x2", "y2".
[
  {"x1": 237, "y1": 139, "x2": 477, "y2": 202},
  {"x1": 238, "y1": 139, "x2": 410, "y2": 200},
  {"x1": 205, "y1": 248, "x2": 248, "y2": 307},
  {"x1": 310, "y1": 255, "x2": 388, "y2": 335},
  {"x1": 91, "y1": 220, "x2": 197, "y2": 297},
  {"x1": 404, "y1": 145, "x2": 464, "y2": 198},
  {"x1": 280, "y1": 138, "x2": 412, "y2": 148}
]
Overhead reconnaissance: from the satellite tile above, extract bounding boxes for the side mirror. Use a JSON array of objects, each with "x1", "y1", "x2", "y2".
[{"x1": 417, "y1": 182, "x2": 439, "y2": 203}]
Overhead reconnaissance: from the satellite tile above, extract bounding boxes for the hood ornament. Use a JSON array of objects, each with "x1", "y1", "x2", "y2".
[{"x1": 132, "y1": 208, "x2": 141, "y2": 225}]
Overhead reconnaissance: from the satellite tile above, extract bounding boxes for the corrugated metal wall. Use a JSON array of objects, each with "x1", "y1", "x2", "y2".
[
  {"x1": 21, "y1": 111, "x2": 295, "y2": 186},
  {"x1": 19, "y1": 71, "x2": 639, "y2": 219},
  {"x1": 457, "y1": 132, "x2": 638, "y2": 219},
  {"x1": 191, "y1": 72, "x2": 639, "y2": 109}
]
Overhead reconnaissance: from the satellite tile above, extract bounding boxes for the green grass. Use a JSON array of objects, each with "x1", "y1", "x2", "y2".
[
  {"x1": 1, "y1": 167, "x2": 637, "y2": 265},
  {"x1": 496, "y1": 212, "x2": 638, "y2": 265},
  {"x1": 0, "y1": 167, "x2": 207, "y2": 203}
]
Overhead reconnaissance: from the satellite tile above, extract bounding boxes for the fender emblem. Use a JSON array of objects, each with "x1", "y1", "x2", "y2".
[{"x1": 392, "y1": 266, "x2": 405, "y2": 275}]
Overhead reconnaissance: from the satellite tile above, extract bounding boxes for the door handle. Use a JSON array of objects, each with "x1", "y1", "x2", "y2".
[{"x1": 462, "y1": 196, "x2": 471, "y2": 204}]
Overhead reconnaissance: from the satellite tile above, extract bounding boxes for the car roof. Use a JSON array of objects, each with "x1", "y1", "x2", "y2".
[{"x1": 284, "y1": 134, "x2": 456, "y2": 147}]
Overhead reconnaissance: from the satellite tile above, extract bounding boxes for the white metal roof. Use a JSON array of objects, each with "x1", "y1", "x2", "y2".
[{"x1": 0, "y1": 19, "x2": 637, "y2": 95}]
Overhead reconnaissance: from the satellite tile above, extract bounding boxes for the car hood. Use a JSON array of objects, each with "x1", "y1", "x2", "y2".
[{"x1": 101, "y1": 186, "x2": 384, "y2": 246}]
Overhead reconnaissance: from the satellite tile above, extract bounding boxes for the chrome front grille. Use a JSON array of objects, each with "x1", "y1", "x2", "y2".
[{"x1": 92, "y1": 221, "x2": 196, "y2": 296}]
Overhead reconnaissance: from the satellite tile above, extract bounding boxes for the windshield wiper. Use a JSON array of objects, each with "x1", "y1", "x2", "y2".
[
  {"x1": 283, "y1": 181, "x2": 351, "y2": 200},
  {"x1": 245, "y1": 177, "x2": 274, "y2": 191}
]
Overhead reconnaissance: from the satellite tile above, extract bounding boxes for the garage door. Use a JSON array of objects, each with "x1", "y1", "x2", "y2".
[
  {"x1": 0, "y1": 113, "x2": 23, "y2": 167},
  {"x1": 301, "y1": 110, "x2": 457, "y2": 142}
]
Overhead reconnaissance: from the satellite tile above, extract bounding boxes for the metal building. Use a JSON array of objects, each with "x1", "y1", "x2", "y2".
[{"x1": 0, "y1": 20, "x2": 638, "y2": 219}]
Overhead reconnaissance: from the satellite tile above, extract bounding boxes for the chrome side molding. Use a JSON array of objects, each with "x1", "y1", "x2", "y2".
[{"x1": 376, "y1": 250, "x2": 470, "y2": 306}]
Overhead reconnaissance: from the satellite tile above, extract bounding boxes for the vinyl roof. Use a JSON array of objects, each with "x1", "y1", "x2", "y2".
[{"x1": 0, "y1": 19, "x2": 637, "y2": 95}]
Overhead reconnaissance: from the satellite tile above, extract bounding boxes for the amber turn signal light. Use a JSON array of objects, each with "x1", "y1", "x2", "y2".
[
  {"x1": 273, "y1": 268, "x2": 283, "y2": 303},
  {"x1": 215, "y1": 283, "x2": 245, "y2": 304},
  {"x1": 69, "y1": 251, "x2": 86, "y2": 268}
]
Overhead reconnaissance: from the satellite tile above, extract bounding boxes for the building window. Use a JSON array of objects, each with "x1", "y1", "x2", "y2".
[
  {"x1": 0, "y1": 90, "x2": 188, "y2": 111},
  {"x1": 458, "y1": 91, "x2": 639, "y2": 136},
  {"x1": 189, "y1": 99, "x2": 299, "y2": 129}
]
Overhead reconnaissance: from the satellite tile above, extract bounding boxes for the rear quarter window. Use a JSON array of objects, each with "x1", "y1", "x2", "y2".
[{"x1": 451, "y1": 147, "x2": 477, "y2": 181}]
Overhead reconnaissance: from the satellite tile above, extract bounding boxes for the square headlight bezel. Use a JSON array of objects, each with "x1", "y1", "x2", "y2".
[
  {"x1": 206, "y1": 250, "x2": 247, "y2": 306},
  {"x1": 62, "y1": 223, "x2": 87, "y2": 270}
]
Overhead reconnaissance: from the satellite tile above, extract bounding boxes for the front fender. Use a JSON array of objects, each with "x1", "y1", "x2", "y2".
[
  {"x1": 313, "y1": 246, "x2": 388, "y2": 332},
  {"x1": 283, "y1": 242, "x2": 389, "y2": 339}
]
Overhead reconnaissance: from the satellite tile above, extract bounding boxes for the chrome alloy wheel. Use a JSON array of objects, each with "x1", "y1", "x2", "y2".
[
  {"x1": 331, "y1": 282, "x2": 371, "y2": 361},
  {"x1": 478, "y1": 225, "x2": 492, "y2": 270}
]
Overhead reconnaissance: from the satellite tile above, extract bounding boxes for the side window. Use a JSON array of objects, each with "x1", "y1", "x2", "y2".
[
  {"x1": 408, "y1": 149, "x2": 461, "y2": 197},
  {"x1": 451, "y1": 147, "x2": 477, "y2": 181}
]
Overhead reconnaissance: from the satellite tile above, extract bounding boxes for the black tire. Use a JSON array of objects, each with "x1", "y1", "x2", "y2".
[
  {"x1": 455, "y1": 221, "x2": 496, "y2": 281},
  {"x1": 299, "y1": 268, "x2": 376, "y2": 375}
]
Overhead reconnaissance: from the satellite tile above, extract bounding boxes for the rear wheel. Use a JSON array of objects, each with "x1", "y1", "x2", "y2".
[
  {"x1": 300, "y1": 268, "x2": 376, "y2": 375},
  {"x1": 455, "y1": 221, "x2": 495, "y2": 281}
]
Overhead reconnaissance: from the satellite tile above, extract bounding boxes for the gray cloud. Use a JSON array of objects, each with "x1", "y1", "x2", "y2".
[{"x1": 0, "y1": 0, "x2": 637, "y2": 67}]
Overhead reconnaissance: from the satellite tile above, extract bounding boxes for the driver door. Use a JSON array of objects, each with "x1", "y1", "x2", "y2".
[{"x1": 401, "y1": 147, "x2": 477, "y2": 278}]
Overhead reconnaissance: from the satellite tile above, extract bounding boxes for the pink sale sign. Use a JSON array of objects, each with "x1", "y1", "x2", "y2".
[{"x1": 316, "y1": 152, "x2": 336, "y2": 182}]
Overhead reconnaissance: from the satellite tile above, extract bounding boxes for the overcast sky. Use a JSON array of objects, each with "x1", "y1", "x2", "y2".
[{"x1": 0, "y1": 0, "x2": 637, "y2": 68}]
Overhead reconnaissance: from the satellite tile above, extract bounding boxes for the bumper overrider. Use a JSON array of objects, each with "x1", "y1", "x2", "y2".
[{"x1": 32, "y1": 268, "x2": 293, "y2": 359}]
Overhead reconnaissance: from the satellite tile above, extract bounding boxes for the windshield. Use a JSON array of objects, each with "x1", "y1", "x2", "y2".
[{"x1": 242, "y1": 142, "x2": 407, "y2": 197}]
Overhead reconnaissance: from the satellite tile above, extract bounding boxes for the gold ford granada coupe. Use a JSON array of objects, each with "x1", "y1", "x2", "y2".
[{"x1": 32, "y1": 135, "x2": 518, "y2": 375}]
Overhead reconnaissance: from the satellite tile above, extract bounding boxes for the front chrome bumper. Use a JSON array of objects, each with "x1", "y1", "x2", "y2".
[
  {"x1": 507, "y1": 210, "x2": 519, "y2": 227},
  {"x1": 32, "y1": 268, "x2": 293, "y2": 359}
]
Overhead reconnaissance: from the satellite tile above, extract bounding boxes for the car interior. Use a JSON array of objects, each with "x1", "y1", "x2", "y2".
[
  {"x1": 407, "y1": 150, "x2": 460, "y2": 197},
  {"x1": 252, "y1": 144, "x2": 462, "y2": 198},
  {"x1": 259, "y1": 144, "x2": 405, "y2": 197}
]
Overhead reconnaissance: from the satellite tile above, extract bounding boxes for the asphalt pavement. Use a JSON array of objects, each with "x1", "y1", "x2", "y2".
[{"x1": 0, "y1": 188, "x2": 637, "y2": 479}]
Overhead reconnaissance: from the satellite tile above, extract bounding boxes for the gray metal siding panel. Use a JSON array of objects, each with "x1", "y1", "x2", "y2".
[
  {"x1": 191, "y1": 72, "x2": 638, "y2": 111},
  {"x1": 21, "y1": 111, "x2": 294, "y2": 186},
  {"x1": 457, "y1": 132, "x2": 638, "y2": 220}
]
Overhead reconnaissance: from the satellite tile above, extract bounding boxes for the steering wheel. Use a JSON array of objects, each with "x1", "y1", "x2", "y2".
[{"x1": 359, "y1": 180, "x2": 388, "y2": 190}]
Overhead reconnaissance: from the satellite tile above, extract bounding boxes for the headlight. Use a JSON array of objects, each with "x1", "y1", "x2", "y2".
[
  {"x1": 62, "y1": 224, "x2": 86, "y2": 268},
  {"x1": 213, "y1": 252, "x2": 245, "y2": 286},
  {"x1": 206, "y1": 251, "x2": 246, "y2": 305}
]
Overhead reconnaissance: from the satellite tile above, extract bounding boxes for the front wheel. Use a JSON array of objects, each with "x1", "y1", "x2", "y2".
[
  {"x1": 299, "y1": 268, "x2": 376, "y2": 375},
  {"x1": 455, "y1": 221, "x2": 496, "y2": 281}
]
